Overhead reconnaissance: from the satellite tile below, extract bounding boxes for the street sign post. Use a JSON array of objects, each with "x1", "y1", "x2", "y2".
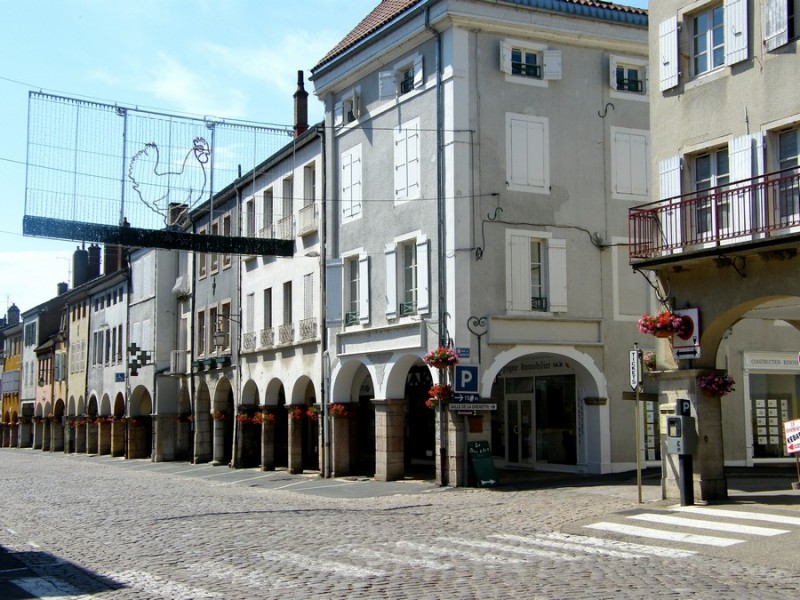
[{"x1": 629, "y1": 344, "x2": 644, "y2": 503}]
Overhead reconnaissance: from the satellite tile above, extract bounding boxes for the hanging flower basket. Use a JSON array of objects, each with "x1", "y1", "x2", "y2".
[
  {"x1": 235, "y1": 414, "x2": 252, "y2": 424},
  {"x1": 289, "y1": 406, "x2": 305, "y2": 421},
  {"x1": 329, "y1": 403, "x2": 349, "y2": 418},
  {"x1": 306, "y1": 405, "x2": 320, "y2": 421},
  {"x1": 428, "y1": 383, "x2": 453, "y2": 402},
  {"x1": 253, "y1": 411, "x2": 275, "y2": 426},
  {"x1": 643, "y1": 351, "x2": 656, "y2": 372},
  {"x1": 212, "y1": 410, "x2": 227, "y2": 421},
  {"x1": 423, "y1": 346, "x2": 459, "y2": 369},
  {"x1": 425, "y1": 398, "x2": 439, "y2": 410},
  {"x1": 697, "y1": 372, "x2": 735, "y2": 397},
  {"x1": 637, "y1": 311, "x2": 693, "y2": 339}
]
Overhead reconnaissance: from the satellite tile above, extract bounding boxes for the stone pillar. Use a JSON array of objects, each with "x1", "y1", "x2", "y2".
[
  {"x1": 373, "y1": 398, "x2": 405, "y2": 482},
  {"x1": 111, "y1": 420, "x2": 125, "y2": 457},
  {"x1": 657, "y1": 369, "x2": 728, "y2": 502},
  {"x1": 153, "y1": 414, "x2": 176, "y2": 462},
  {"x1": 86, "y1": 422, "x2": 98, "y2": 454},
  {"x1": 98, "y1": 421, "x2": 111, "y2": 455},
  {"x1": 212, "y1": 417, "x2": 227, "y2": 465},
  {"x1": 64, "y1": 423, "x2": 74, "y2": 454},
  {"x1": 287, "y1": 408, "x2": 304, "y2": 474},
  {"x1": 330, "y1": 413, "x2": 351, "y2": 477},
  {"x1": 11, "y1": 422, "x2": 20, "y2": 448},
  {"x1": 50, "y1": 420, "x2": 64, "y2": 452},
  {"x1": 444, "y1": 408, "x2": 467, "y2": 487},
  {"x1": 194, "y1": 413, "x2": 212, "y2": 464},
  {"x1": 32, "y1": 421, "x2": 43, "y2": 449},
  {"x1": 75, "y1": 424, "x2": 87, "y2": 453},
  {"x1": 261, "y1": 423, "x2": 275, "y2": 471}
]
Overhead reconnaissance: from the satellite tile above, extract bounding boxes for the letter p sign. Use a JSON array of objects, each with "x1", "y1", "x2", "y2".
[{"x1": 454, "y1": 365, "x2": 479, "y2": 394}]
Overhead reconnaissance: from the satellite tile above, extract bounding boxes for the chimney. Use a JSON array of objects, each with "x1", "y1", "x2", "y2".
[
  {"x1": 88, "y1": 244, "x2": 101, "y2": 279},
  {"x1": 7, "y1": 304, "x2": 20, "y2": 326},
  {"x1": 293, "y1": 70, "x2": 309, "y2": 138},
  {"x1": 73, "y1": 246, "x2": 89, "y2": 288},
  {"x1": 57, "y1": 282, "x2": 69, "y2": 296}
]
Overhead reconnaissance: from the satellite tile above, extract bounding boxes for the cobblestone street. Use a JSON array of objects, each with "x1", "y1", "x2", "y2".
[{"x1": 1, "y1": 449, "x2": 799, "y2": 599}]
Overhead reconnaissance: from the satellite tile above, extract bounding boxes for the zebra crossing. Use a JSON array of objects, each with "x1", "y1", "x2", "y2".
[{"x1": 581, "y1": 504, "x2": 800, "y2": 552}]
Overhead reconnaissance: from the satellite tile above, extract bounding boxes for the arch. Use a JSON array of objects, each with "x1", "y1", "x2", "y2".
[
  {"x1": 241, "y1": 379, "x2": 260, "y2": 406},
  {"x1": 129, "y1": 385, "x2": 153, "y2": 416},
  {"x1": 264, "y1": 377, "x2": 286, "y2": 406},
  {"x1": 99, "y1": 393, "x2": 112, "y2": 416},
  {"x1": 290, "y1": 375, "x2": 316, "y2": 406},
  {"x1": 77, "y1": 396, "x2": 86, "y2": 416},
  {"x1": 87, "y1": 395, "x2": 99, "y2": 417},
  {"x1": 384, "y1": 353, "x2": 428, "y2": 400},
  {"x1": 212, "y1": 377, "x2": 234, "y2": 465},
  {"x1": 68, "y1": 395, "x2": 77, "y2": 416},
  {"x1": 113, "y1": 393, "x2": 125, "y2": 418},
  {"x1": 194, "y1": 380, "x2": 212, "y2": 463},
  {"x1": 128, "y1": 386, "x2": 153, "y2": 459},
  {"x1": 331, "y1": 358, "x2": 374, "y2": 404},
  {"x1": 53, "y1": 399, "x2": 65, "y2": 417}
]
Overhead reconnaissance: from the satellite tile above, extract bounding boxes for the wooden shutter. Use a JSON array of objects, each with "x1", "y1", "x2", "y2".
[
  {"x1": 325, "y1": 259, "x2": 343, "y2": 325},
  {"x1": 508, "y1": 234, "x2": 531, "y2": 311},
  {"x1": 659, "y1": 16, "x2": 679, "y2": 91},
  {"x1": 333, "y1": 100, "x2": 343, "y2": 128},
  {"x1": 542, "y1": 49, "x2": 562, "y2": 80},
  {"x1": 358, "y1": 255, "x2": 370, "y2": 323},
  {"x1": 379, "y1": 71, "x2": 395, "y2": 99},
  {"x1": 384, "y1": 243, "x2": 397, "y2": 318},
  {"x1": 394, "y1": 127, "x2": 408, "y2": 198},
  {"x1": 765, "y1": 0, "x2": 789, "y2": 51},
  {"x1": 416, "y1": 236, "x2": 430, "y2": 314},
  {"x1": 499, "y1": 41, "x2": 512, "y2": 74},
  {"x1": 659, "y1": 156, "x2": 683, "y2": 248},
  {"x1": 724, "y1": 0, "x2": 749, "y2": 65},
  {"x1": 547, "y1": 238, "x2": 568, "y2": 313},
  {"x1": 727, "y1": 135, "x2": 754, "y2": 235}
]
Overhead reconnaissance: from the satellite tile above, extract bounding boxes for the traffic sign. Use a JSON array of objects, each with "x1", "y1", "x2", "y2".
[
  {"x1": 452, "y1": 392, "x2": 480, "y2": 403},
  {"x1": 673, "y1": 308, "x2": 701, "y2": 360},
  {"x1": 454, "y1": 365, "x2": 479, "y2": 396}
]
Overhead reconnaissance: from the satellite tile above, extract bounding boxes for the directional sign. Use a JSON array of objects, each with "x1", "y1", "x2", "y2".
[
  {"x1": 629, "y1": 350, "x2": 641, "y2": 391},
  {"x1": 452, "y1": 392, "x2": 480, "y2": 403},
  {"x1": 450, "y1": 403, "x2": 497, "y2": 411}
]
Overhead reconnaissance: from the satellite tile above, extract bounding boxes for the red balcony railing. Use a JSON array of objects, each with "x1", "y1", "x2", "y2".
[{"x1": 629, "y1": 168, "x2": 800, "y2": 261}]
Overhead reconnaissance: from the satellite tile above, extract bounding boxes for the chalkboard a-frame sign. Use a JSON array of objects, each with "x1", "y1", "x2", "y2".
[{"x1": 468, "y1": 441, "x2": 498, "y2": 487}]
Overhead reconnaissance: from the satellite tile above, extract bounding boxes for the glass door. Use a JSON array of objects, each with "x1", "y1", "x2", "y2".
[{"x1": 506, "y1": 397, "x2": 534, "y2": 465}]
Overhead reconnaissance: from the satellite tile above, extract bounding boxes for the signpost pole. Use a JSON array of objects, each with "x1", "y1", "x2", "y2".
[{"x1": 630, "y1": 343, "x2": 643, "y2": 504}]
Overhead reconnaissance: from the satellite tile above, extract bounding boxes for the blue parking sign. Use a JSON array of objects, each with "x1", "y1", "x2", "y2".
[{"x1": 454, "y1": 365, "x2": 479, "y2": 394}]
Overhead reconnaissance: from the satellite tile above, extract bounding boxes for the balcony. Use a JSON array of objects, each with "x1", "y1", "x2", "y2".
[
  {"x1": 629, "y1": 168, "x2": 800, "y2": 266},
  {"x1": 260, "y1": 328, "x2": 274, "y2": 348},
  {"x1": 242, "y1": 332, "x2": 257, "y2": 352},
  {"x1": 274, "y1": 215, "x2": 294, "y2": 241},
  {"x1": 278, "y1": 323, "x2": 294, "y2": 345},
  {"x1": 299, "y1": 318, "x2": 317, "y2": 340},
  {"x1": 297, "y1": 204, "x2": 318, "y2": 236}
]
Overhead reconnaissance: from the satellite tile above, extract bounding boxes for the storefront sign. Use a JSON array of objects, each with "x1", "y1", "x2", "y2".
[
  {"x1": 467, "y1": 441, "x2": 498, "y2": 487},
  {"x1": 785, "y1": 419, "x2": 800, "y2": 455},
  {"x1": 745, "y1": 353, "x2": 800, "y2": 371},
  {"x1": 499, "y1": 359, "x2": 569, "y2": 376}
]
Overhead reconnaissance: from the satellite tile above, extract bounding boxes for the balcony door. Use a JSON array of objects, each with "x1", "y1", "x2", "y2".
[{"x1": 778, "y1": 129, "x2": 799, "y2": 226}]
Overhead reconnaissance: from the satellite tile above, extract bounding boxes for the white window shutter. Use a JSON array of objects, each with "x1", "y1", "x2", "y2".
[
  {"x1": 333, "y1": 100, "x2": 344, "y2": 128},
  {"x1": 724, "y1": 0, "x2": 748, "y2": 65},
  {"x1": 341, "y1": 152, "x2": 353, "y2": 218},
  {"x1": 765, "y1": 0, "x2": 788, "y2": 51},
  {"x1": 630, "y1": 133, "x2": 649, "y2": 196},
  {"x1": 325, "y1": 259, "x2": 343, "y2": 325},
  {"x1": 728, "y1": 134, "x2": 754, "y2": 234},
  {"x1": 614, "y1": 131, "x2": 633, "y2": 195},
  {"x1": 379, "y1": 71, "x2": 395, "y2": 99},
  {"x1": 358, "y1": 255, "x2": 370, "y2": 323},
  {"x1": 413, "y1": 55, "x2": 424, "y2": 89},
  {"x1": 525, "y1": 119, "x2": 547, "y2": 188},
  {"x1": 350, "y1": 90, "x2": 360, "y2": 119},
  {"x1": 508, "y1": 234, "x2": 530, "y2": 311},
  {"x1": 351, "y1": 148, "x2": 362, "y2": 216},
  {"x1": 384, "y1": 243, "x2": 397, "y2": 318},
  {"x1": 542, "y1": 49, "x2": 562, "y2": 80},
  {"x1": 394, "y1": 128, "x2": 408, "y2": 199},
  {"x1": 659, "y1": 156, "x2": 683, "y2": 248},
  {"x1": 659, "y1": 16, "x2": 679, "y2": 91},
  {"x1": 406, "y1": 126, "x2": 420, "y2": 198},
  {"x1": 609, "y1": 55, "x2": 619, "y2": 90},
  {"x1": 499, "y1": 41, "x2": 512, "y2": 74},
  {"x1": 547, "y1": 238, "x2": 568, "y2": 313},
  {"x1": 416, "y1": 236, "x2": 430, "y2": 314}
]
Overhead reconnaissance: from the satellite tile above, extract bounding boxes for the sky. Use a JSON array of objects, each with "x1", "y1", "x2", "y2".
[{"x1": 0, "y1": 0, "x2": 648, "y2": 315}]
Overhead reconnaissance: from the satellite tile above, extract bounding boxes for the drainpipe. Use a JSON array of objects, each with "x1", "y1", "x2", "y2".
[
  {"x1": 317, "y1": 125, "x2": 330, "y2": 479},
  {"x1": 425, "y1": 5, "x2": 447, "y2": 487}
]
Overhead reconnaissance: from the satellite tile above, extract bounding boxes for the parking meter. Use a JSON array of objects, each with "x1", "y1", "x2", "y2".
[{"x1": 667, "y1": 398, "x2": 695, "y2": 506}]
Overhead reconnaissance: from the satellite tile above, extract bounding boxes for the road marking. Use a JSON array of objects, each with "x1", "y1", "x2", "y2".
[
  {"x1": 396, "y1": 540, "x2": 526, "y2": 564},
  {"x1": 492, "y1": 533, "x2": 646, "y2": 559},
  {"x1": 218, "y1": 473, "x2": 291, "y2": 485},
  {"x1": 530, "y1": 533, "x2": 696, "y2": 559},
  {"x1": 106, "y1": 570, "x2": 221, "y2": 598},
  {"x1": 286, "y1": 481, "x2": 360, "y2": 492},
  {"x1": 349, "y1": 547, "x2": 455, "y2": 571},
  {"x1": 261, "y1": 550, "x2": 387, "y2": 578},
  {"x1": 584, "y1": 522, "x2": 743, "y2": 547},
  {"x1": 669, "y1": 505, "x2": 800, "y2": 527},
  {"x1": 170, "y1": 466, "x2": 220, "y2": 475},
  {"x1": 438, "y1": 536, "x2": 581, "y2": 562},
  {"x1": 628, "y1": 513, "x2": 789, "y2": 536}
]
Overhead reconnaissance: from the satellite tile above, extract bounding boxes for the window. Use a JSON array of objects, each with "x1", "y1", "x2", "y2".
[
  {"x1": 778, "y1": 128, "x2": 799, "y2": 223},
  {"x1": 611, "y1": 128, "x2": 650, "y2": 199},
  {"x1": 283, "y1": 282, "x2": 292, "y2": 325},
  {"x1": 209, "y1": 221, "x2": 219, "y2": 273},
  {"x1": 692, "y1": 5, "x2": 725, "y2": 76},
  {"x1": 499, "y1": 40, "x2": 561, "y2": 85},
  {"x1": 766, "y1": 0, "x2": 800, "y2": 50},
  {"x1": 261, "y1": 188, "x2": 275, "y2": 238},
  {"x1": 263, "y1": 288, "x2": 272, "y2": 329},
  {"x1": 334, "y1": 89, "x2": 361, "y2": 127},
  {"x1": 346, "y1": 257, "x2": 360, "y2": 325},
  {"x1": 220, "y1": 302, "x2": 231, "y2": 351},
  {"x1": 394, "y1": 118, "x2": 420, "y2": 202},
  {"x1": 384, "y1": 235, "x2": 429, "y2": 319},
  {"x1": 341, "y1": 145, "x2": 362, "y2": 221},
  {"x1": 117, "y1": 325, "x2": 123, "y2": 363},
  {"x1": 246, "y1": 200, "x2": 256, "y2": 238},
  {"x1": 209, "y1": 306, "x2": 218, "y2": 354},
  {"x1": 222, "y1": 214, "x2": 232, "y2": 268},
  {"x1": 694, "y1": 148, "x2": 730, "y2": 235},
  {"x1": 197, "y1": 227, "x2": 207, "y2": 278},
  {"x1": 506, "y1": 113, "x2": 550, "y2": 194},
  {"x1": 379, "y1": 53, "x2": 423, "y2": 99},
  {"x1": 304, "y1": 164, "x2": 316, "y2": 206},
  {"x1": 506, "y1": 230, "x2": 568, "y2": 313},
  {"x1": 197, "y1": 310, "x2": 206, "y2": 356},
  {"x1": 610, "y1": 55, "x2": 648, "y2": 96}
]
